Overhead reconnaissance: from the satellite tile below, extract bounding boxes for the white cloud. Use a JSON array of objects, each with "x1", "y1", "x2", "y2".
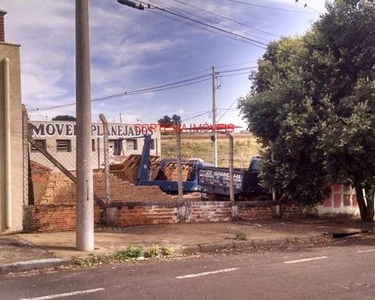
[{"x1": 0, "y1": 0, "x2": 329, "y2": 123}]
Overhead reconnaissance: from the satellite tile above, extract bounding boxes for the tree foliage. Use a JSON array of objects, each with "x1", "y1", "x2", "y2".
[
  {"x1": 52, "y1": 115, "x2": 77, "y2": 121},
  {"x1": 239, "y1": 0, "x2": 375, "y2": 221},
  {"x1": 158, "y1": 114, "x2": 181, "y2": 125}
]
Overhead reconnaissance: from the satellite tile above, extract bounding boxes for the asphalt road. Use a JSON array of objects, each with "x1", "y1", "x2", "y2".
[{"x1": 2, "y1": 236, "x2": 375, "y2": 300}]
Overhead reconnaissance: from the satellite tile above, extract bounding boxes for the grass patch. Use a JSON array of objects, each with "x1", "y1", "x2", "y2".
[
  {"x1": 233, "y1": 232, "x2": 248, "y2": 241},
  {"x1": 144, "y1": 245, "x2": 159, "y2": 258},
  {"x1": 73, "y1": 245, "x2": 175, "y2": 267},
  {"x1": 74, "y1": 254, "x2": 112, "y2": 267},
  {"x1": 114, "y1": 245, "x2": 143, "y2": 261},
  {"x1": 161, "y1": 133, "x2": 260, "y2": 168},
  {"x1": 160, "y1": 246, "x2": 175, "y2": 256}
]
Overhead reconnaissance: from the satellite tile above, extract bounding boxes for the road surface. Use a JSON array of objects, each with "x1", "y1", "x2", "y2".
[{"x1": 1, "y1": 236, "x2": 375, "y2": 300}]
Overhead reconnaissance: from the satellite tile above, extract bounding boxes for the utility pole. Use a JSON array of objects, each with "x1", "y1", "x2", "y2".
[
  {"x1": 212, "y1": 66, "x2": 218, "y2": 167},
  {"x1": 75, "y1": 0, "x2": 94, "y2": 251}
]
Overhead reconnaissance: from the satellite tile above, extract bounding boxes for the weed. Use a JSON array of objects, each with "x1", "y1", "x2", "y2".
[
  {"x1": 160, "y1": 246, "x2": 175, "y2": 256},
  {"x1": 144, "y1": 245, "x2": 159, "y2": 258},
  {"x1": 233, "y1": 232, "x2": 248, "y2": 241},
  {"x1": 74, "y1": 254, "x2": 111, "y2": 267},
  {"x1": 114, "y1": 245, "x2": 143, "y2": 261}
]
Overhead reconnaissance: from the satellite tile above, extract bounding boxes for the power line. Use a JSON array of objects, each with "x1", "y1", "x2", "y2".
[
  {"x1": 29, "y1": 74, "x2": 212, "y2": 113},
  {"x1": 295, "y1": 0, "x2": 323, "y2": 14},
  {"x1": 228, "y1": 0, "x2": 318, "y2": 14},
  {"x1": 137, "y1": 0, "x2": 318, "y2": 65},
  {"x1": 136, "y1": 0, "x2": 268, "y2": 49},
  {"x1": 173, "y1": 0, "x2": 279, "y2": 38},
  {"x1": 215, "y1": 60, "x2": 257, "y2": 69},
  {"x1": 218, "y1": 71, "x2": 252, "y2": 78},
  {"x1": 149, "y1": 9, "x2": 267, "y2": 48},
  {"x1": 217, "y1": 99, "x2": 239, "y2": 123},
  {"x1": 150, "y1": 0, "x2": 270, "y2": 42},
  {"x1": 216, "y1": 66, "x2": 257, "y2": 74}
]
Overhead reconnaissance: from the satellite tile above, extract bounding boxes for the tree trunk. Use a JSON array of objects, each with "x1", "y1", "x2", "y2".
[{"x1": 354, "y1": 185, "x2": 374, "y2": 222}]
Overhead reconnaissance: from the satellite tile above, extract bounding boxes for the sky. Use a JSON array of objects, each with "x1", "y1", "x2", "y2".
[{"x1": 0, "y1": 0, "x2": 327, "y2": 129}]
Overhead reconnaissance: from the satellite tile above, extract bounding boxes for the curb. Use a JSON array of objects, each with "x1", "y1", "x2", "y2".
[
  {"x1": 179, "y1": 234, "x2": 326, "y2": 255},
  {"x1": 1, "y1": 235, "x2": 328, "y2": 274},
  {"x1": 0, "y1": 258, "x2": 72, "y2": 274}
]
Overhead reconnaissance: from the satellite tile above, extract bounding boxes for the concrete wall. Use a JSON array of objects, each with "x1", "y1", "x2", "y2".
[
  {"x1": 0, "y1": 42, "x2": 23, "y2": 234},
  {"x1": 316, "y1": 184, "x2": 359, "y2": 216}
]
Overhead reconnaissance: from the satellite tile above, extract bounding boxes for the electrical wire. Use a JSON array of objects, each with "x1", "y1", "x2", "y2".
[
  {"x1": 215, "y1": 60, "x2": 257, "y2": 69},
  {"x1": 28, "y1": 74, "x2": 212, "y2": 113},
  {"x1": 216, "y1": 66, "x2": 257, "y2": 74},
  {"x1": 150, "y1": 0, "x2": 270, "y2": 43},
  {"x1": 149, "y1": 9, "x2": 267, "y2": 48},
  {"x1": 136, "y1": 0, "x2": 268, "y2": 49},
  {"x1": 173, "y1": 0, "x2": 279, "y2": 38},
  {"x1": 218, "y1": 71, "x2": 252, "y2": 77},
  {"x1": 295, "y1": 0, "x2": 323, "y2": 14},
  {"x1": 228, "y1": 0, "x2": 317, "y2": 14},
  {"x1": 137, "y1": 0, "x2": 318, "y2": 65},
  {"x1": 217, "y1": 99, "x2": 240, "y2": 123}
]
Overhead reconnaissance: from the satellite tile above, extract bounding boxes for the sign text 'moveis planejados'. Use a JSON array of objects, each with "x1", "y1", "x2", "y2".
[
  {"x1": 30, "y1": 122, "x2": 156, "y2": 138},
  {"x1": 30, "y1": 121, "x2": 235, "y2": 138}
]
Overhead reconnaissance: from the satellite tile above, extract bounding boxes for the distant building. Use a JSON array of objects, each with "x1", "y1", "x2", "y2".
[{"x1": 29, "y1": 120, "x2": 161, "y2": 170}]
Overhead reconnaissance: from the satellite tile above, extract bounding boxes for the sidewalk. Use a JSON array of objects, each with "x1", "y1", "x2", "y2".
[{"x1": 1, "y1": 218, "x2": 374, "y2": 273}]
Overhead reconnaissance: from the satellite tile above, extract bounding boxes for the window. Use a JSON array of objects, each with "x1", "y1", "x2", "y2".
[
  {"x1": 126, "y1": 139, "x2": 138, "y2": 151},
  {"x1": 56, "y1": 140, "x2": 71, "y2": 152},
  {"x1": 108, "y1": 139, "x2": 116, "y2": 149},
  {"x1": 151, "y1": 139, "x2": 155, "y2": 150},
  {"x1": 92, "y1": 139, "x2": 96, "y2": 152},
  {"x1": 31, "y1": 139, "x2": 46, "y2": 152}
]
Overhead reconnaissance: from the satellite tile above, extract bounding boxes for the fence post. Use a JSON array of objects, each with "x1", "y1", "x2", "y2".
[
  {"x1": 226, "y1": 132, "x2": 234, "y2": 202},
  {"x1": 176, "y1": 124, "x2": 183, "y2": 201},
  {"x1": 22, "y1": 105, "x2": 30, "y2": 206},
  {"x1": 97, "y1": 137, "x2": 101, "y2": 169},
  {"x1": 99, "y1": 114, "x2": 110, "y2": 205},
  {"x1": 226, "y1": 132, "x2": 238, "y2": 220},
  {"x1": 99, "y1": 114, "x2": 115, "y2": 225}
]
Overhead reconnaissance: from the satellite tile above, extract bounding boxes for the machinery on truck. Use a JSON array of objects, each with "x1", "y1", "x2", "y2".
[
  {"x1": 198, "y1": 157, "x2": 271, "y2": 201},
  {"x1": 110, "y1": 135, "x2": 200, "y2": 194},
  {"x1": 110, "y1": 135, "x2": 270, "y2": 200}
]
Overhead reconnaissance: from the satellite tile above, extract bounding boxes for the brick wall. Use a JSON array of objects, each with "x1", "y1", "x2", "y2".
[
  {"x1": 0, "y1": 14, "x2": 5, "y2": 42},
  {"x1": 28, "y1": 204, "x2": 102, "y2": 232},
  {"x1": 189, "y1": 202, "x2": 231, "y2": 222},
  {"x1": 31, "y1": 170, "x2": 172, "y2": 205},
  {"x1": 116, "y1": 204, "x2": 179, "y2": 226},
  {"x1": 238, "y1": 202, "x2": 275, "y2": 220},
  {"x1": 28, "y1": 201, "x2": 304, "y2": 232}
]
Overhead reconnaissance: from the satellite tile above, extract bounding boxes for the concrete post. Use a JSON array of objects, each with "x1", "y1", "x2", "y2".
[
  {"x1": 226, "y1": 132, "x2": 234, "y2": 202},
  {"x1": 99, "y1": 114, "x2": 110, "y2": 205},
  {"x1": 176, "y1": 124, "x2": 183, "y2": 201},
  {"x1": 75, "y1": 0, "x2": 94, "y2": 251}
]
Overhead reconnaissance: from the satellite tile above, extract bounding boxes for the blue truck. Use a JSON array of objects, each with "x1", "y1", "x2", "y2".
[
  {"x1": 135, "y1": 135, "x2": 200, "y2": 193},
  {"x1": 197, "y1": 157, "x2": 271, "y2": 201},
  {"x1": 124, "y1": 135, "x2": 270, "y2": 199}
]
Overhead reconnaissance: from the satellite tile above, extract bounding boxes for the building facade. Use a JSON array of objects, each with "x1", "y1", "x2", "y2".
[
  {"x1": 0, "y1": 10, "x2": 24, "y2": 234},
  {"x1": 29, "y1": 121, "x2": 162, "y2": 171}
]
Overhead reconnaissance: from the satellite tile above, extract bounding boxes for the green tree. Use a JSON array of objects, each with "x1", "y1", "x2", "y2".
[
  {"x1": 52, "y1": 115, "x2": 76, "y2": 121},
  {"x1": 239, "y1": 0, "x2": 375, "y2": 221},
  {"x1": 158, "y1": 114, "x2": 181, "y2": 125},
  {"x1": 158, "y1": 115, "x2": 172, "y2": 125}
]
